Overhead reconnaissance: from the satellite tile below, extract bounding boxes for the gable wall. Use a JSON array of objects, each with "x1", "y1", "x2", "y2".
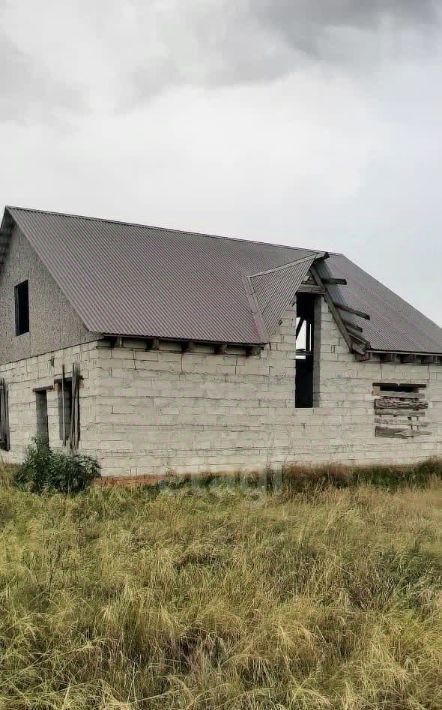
[
  {"x1": 0, "y1": 226, "x2": 97, "y2": 365},
  {"x1": 94, "y1": 297, "x2": 442, "y2": 476}
]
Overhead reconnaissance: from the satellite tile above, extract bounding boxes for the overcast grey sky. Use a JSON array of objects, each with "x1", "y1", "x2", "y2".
[{"x1": 1, "y1": 0, "x2": 441, "y2": 323}]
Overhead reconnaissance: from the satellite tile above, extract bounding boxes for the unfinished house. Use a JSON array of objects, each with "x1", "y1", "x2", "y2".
[{"x1": 0, "y1": 206, "x2": 441, "y2": 477}]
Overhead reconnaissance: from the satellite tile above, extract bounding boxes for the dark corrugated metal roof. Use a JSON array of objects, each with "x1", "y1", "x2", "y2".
[
  {"x1": 250, "y1": 257, "x2": 316, "y2": 336},
  {"x1": 5, "y1": 207, "x2": 317, "y2": 345},
  {"x1": 318, "y1": 256, "x2": 442, "y2": 354},
  {"x1": 3, "y1": 206, "x2": 442, "y2": 354}
]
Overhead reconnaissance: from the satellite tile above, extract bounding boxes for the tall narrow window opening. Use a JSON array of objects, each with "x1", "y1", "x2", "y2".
[
  {"x1": 57, "y1": 364, "x2": 81, "y2": 449},
  {"x1": 14, "y1": 280, "x2": 29, "y2": 335},
  {"x1": 35, "y1": 390, "x2": 49, "y2": 443},
  {"x1": 58, "y1": 377, "x2": 72, "y2": 444},
  {"x1": 295, "y1": 293, "x2": 317, "y2": 408}
]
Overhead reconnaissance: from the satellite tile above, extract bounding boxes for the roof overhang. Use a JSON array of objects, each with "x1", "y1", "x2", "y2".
[{"x1": 0, "y1": 207, "x2": 14, "y2": 276}]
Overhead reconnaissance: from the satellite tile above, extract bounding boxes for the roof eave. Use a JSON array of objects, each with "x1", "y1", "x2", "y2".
[{"x1": 102, "y1": 333, "x2": 266, "y2": 349}]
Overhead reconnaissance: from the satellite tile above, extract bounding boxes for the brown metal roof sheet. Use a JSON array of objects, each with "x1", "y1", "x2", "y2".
[
  {"x1": 3, "y1": 206, "x2": 442, "y2": 354},
  {"x1": 5, "y1": 207, "x2": 317, "y2": 345},
  {"x1": 250, "y1": 257, "x2": 316, "y2": 336},
  {"x1": 317, "y1": 256, "x2": 442, "y2": 354}
]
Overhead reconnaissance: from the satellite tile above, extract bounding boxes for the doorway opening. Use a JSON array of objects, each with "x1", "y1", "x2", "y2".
[{"x1": 35, "y1": 389, "x2": 49, "y2": 443}]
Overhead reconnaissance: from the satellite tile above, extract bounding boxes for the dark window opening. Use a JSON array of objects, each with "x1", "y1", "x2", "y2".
[
  {"x1": 14, "y1": 280, "x2": 29, "y2": 336},
  {"x1": 35, "y1": 390, "x2": 49, "y2": 443},
  {"x1": 295, "y1": 293, "x2": 317, "y2": 408},
  {"x1": 377, "y1": 383, "x2": 423, "y2": 394}
]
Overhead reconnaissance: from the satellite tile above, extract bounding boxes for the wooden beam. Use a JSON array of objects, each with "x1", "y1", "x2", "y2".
[
  {"x1": 351, "y1": 341, "x2": 367, "y2": 356},
  {"x1": 246, "y1": 345, "x2": 261, "y2": 357},
  {"x1": 322, "y1": 278, "x2": 347, "y2": 285},
  {"x1": 349, "y1": 331, "x2": 371, "y2": 347},
  {"x1": 341, "y1": 318, "x2": 363, "y2": 333},
  {"x1": 146, "y1": 338, "x2": 160, "y2": 351},
  {"x1": 379, "y1": 353, "x2": 398, "y2": 363},
  {"x1": 310, "y1": 265, "x2": 354, "y2": 352},
  {"x1": 355, "y1": 352, "x2": 372, "y2": 362},
  {"x1": 400, "y1": 354, "x2": 417, "y2": 364},
  {"x1": 215, "y1": 343, "x2": 228, "y2": 355},
  {"x1": 297, "y1": 284, "x2": 325, "y2": 294},
  {"x1": 181, "y1": 340, "x2": 195, "y2": 353},
  {"x1": 421, "y1": 355, "x2": 438, "y2": 364},
  {"x1": 335, "y1": 303, "x2": 370, "y2": 320}
]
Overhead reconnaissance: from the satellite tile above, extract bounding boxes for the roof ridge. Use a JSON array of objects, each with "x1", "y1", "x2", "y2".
[
  {"x1": 249, "y1": 253, "x2": 325, "y2": 279},
  {"x1": 6, "y1": 205, "x2": 324, "y2": 255}
]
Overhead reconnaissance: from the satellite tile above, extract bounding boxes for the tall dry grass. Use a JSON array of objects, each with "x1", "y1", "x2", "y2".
[{"x1": 0, "y1": 464, "x2": 441, "y2": 709}]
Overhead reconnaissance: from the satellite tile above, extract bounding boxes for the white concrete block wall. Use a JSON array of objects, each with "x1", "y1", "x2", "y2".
[
  {"x1": 95, "y1": 298, "x2": 442, "y2": 475},
  {"x1": 1, "y1": 298, "x2": 441, "y2": 475},
  {"x1": 0, "y1": 341, "x2": 99, "y2": 464}
]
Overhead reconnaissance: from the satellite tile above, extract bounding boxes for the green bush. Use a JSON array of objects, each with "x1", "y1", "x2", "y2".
[{"x1": 13, "y1": 437, "x2": 100, "y2": 494}]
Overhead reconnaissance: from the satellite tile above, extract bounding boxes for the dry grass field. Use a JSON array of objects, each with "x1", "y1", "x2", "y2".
[{"x1": 0, "y1": 464, "x2": 441, "y2": 709}]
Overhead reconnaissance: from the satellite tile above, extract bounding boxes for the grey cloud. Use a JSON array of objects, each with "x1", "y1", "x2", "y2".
[
  {"x1": 126, "y1": 0, "x2": 441, "y2": 105},
  {"x1": 0, "y1": 0, "x2": 83, "y2": 123},
  {"x1": 0, "y1": 33, "x2": 82, "y2": 121},
  {"x1": 251, "y1": 0, "x2": 440, "y2": 59},
  {"x1": 0, "y1": 0, "x2": 440, "y2": 117},
  {"x1": 254, "y1": 0, "x2": 439, "y2": 35}
]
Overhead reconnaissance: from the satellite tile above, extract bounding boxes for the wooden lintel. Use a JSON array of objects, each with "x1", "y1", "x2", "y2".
[
  {"x1": 297, "y1": 284, "x2": 325, "y2": 294},
  {"x1": 335, "y1": 303, "x2": 370, "y2": 320},
  {"x1": 54, "y1": 374, "x2": 83, "y2": 384},
  {"x1": 322, "y1": 278, "x2": 347, "y2": 285}
]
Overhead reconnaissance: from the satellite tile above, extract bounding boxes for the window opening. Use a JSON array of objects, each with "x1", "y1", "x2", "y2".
[
  {"x1": 14, "y1": 280, "x2": 29, "y2": 336},
  {"x1": 58, "y1": 375, "x2": 72, "y2": 444},
  {"x1": 295, "y1": 293, "x2": 317, "y2": 408},
  {"x1": 35, "y1": 390, "x2": 49, "y2": 443},
  {"x1": 373, "y1": 383, "x2": 429, "y2": 438}
]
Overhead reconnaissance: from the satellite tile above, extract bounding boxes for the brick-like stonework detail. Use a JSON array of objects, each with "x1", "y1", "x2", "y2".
[{"x1": 1, "y1": 300, "x2": 441, "y2": 475}]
